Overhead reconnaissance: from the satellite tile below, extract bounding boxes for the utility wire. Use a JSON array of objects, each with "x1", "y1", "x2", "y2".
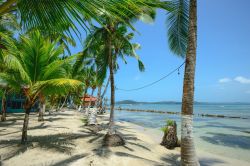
[{"x1": 116, "y1": 61, "x2": 185, "y2": 92}]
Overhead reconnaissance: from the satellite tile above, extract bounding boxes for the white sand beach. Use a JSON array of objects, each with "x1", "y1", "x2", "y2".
[{"x1": 0, "y1": 109, "x2": 249, "y2": 166}]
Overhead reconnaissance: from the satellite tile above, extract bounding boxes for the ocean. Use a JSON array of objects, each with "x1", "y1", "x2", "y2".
[{"x1": 114, "y1": 103, "x2": 250, "y2": 162}]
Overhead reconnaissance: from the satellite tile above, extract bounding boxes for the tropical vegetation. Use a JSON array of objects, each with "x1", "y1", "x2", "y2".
[{"x1": 0, "y1": 0, "x2": 199, "y2": 165}]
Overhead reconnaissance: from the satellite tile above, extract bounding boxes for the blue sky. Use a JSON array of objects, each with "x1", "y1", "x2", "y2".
[{"x1": 71, "y1": 0, "x2": 250, "y2": 102}]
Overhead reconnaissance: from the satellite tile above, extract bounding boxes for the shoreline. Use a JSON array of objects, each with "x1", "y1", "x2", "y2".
[
  {"x1": 115, "y1": 115, "x2": 250, "y2": 166},
  {"x1": 0, "y1": 109, "x2": 249, "y2": 166}
]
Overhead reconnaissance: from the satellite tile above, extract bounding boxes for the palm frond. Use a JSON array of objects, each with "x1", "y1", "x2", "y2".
[
  {"x1": 167, "y1": 0, "x2": 189, "y2": 57},
  {"x1": 31, "y1": 79, "x2": 84, "y2": 97}
]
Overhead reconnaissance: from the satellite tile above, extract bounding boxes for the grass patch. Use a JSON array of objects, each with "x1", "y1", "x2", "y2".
[{"x1": 161, "y1": 119, "x2": 175, "y2": 133}]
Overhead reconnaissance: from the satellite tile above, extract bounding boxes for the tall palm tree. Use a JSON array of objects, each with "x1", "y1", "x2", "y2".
[
  {"x1": 0, "y1": 30, "x2": 82, "y2": 143},
  {"x1": 0, "y1": 12, "x2": 19, "y2": 121},
  {"x1": 180, "y1": 0, "x2": 198, "y2": 165},
  {"x1": 166, "y1": 0, "x2": 199, "y2": 165},
  {"x1": 84, "y1": 22, "x2": 145, "y2": 144}
]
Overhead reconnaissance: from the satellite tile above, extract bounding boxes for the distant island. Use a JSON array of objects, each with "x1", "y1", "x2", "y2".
[{"x1": 115, "y1": 100, "x2": 250, "y2": 105}]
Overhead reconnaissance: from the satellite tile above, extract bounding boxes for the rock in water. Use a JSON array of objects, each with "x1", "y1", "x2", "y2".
[
  {"x1": 161, "y1": 121, "x2": 180, "y2": 149},
  {"x1": 103, "y1": 134, "x2": 125, "y2": 147}
]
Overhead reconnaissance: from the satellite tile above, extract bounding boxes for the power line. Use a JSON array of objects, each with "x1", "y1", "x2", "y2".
[{"x1": 116, "y1": 61, "x2": 185, "y2": 92}]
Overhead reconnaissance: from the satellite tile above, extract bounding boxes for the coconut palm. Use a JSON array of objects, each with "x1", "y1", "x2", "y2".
[
  {"x1": 166, "y1": 0, "x2": 199, "y2": 165},
  {"x1": 180, "y1": 0, "x2": 198, "y2": 165},
  {"x1": 0, "y1": 0, "x2": 155, "y2": 34},
  {"x1": 0, "y1": 12, "x2": 19, "y2": 121},
  {"x1": 83, "y1": 21, "x2": 145, "y2": 145},
  {"x1": 0, "y1": 30, "x2": 82, "y2": 143}
]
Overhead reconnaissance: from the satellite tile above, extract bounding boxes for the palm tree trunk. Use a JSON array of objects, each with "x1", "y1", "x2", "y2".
[
  {"x1": 83, "y1": 87, "x2": 89, "y2": 110},
  {"x1": 181, "y1": 0, "x2": 199, "y2": 165},
  {"x1": 107, "y1": 29, "x2": 115, "y2": 135},
  {"x1": 38, "y1": 96, "x2": 46, "y2": 121},
  {"x1": 101, "y1": 76, "x2": 110, "y2": 99},
  {"x1": 87, "y1": 88, "x2": 96, "y2": 125},
  {"x1": 21, "y1": 101, "x2": 32, "y2": 144},
  {"x1": 99, "y1": 76, "x2": 110, "y2": 113},
  {"x1": 59, "y1": 95, "x2": 68, "y2": 111},
  {"x1": 38, "y1": 102, "x2": 45, "y2": 121},
  {"x1": 97, "y1": 86, "x2": 102, "y2": 108},
  {"x1": 1, "y1": 90, "x2": 7, "y2": 121}
]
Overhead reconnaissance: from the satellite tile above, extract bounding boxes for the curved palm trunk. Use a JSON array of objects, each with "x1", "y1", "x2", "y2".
[
  {"x1": 107, "y1": 30, "x2": 115, "y2": 135},
  {"x1": 96, "y1": 86, "x2": 102, "y2": 108},
  {"x1": 181, "y1": 0, "x2": 199, "y2": 165},
  {"x1": 21, "y1": 100, "x2": 32, "y2": 144},
  {"x1": 1, "y1": 90, "x2": 7, "y2": 121},
  {"x1": 83, "y1": 87, "x2": 89, "y2": 110},
  {"x1": 101, "y1": 76, "x2": 110, "y2": 99},
  {"x1": 58, "y1": 95, "x2": 68, "y2": 111},
  {"x1": 99, "y1": 76, "x2": 110, "y2": 113},
  {"x1": 87, "y1": 88, "x2": 97, "y2": 125}
]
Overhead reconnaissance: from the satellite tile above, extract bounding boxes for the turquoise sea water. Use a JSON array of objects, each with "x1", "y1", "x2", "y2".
[{"x1": 114, "y1": 103, "x2": 250, "y2": 162}]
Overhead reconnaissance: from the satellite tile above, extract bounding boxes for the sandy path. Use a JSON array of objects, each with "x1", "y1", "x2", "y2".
[{"x1": 0, "y1": 109, "x2": 249, "y2": 166}]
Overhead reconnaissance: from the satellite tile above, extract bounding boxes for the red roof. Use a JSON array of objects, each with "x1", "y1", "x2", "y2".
[{"x1": 81, "y1": 95, "x2": 97, "y2": 102}]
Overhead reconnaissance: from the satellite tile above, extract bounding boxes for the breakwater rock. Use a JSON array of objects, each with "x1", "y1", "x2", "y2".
[{"x1": 105, "y1": 107, "x2": 248, "y2": 120}]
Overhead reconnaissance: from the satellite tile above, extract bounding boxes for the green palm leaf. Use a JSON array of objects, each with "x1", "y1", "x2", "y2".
[{"x1": 167, "y1": 0, "x2": 189, "y2": 57}]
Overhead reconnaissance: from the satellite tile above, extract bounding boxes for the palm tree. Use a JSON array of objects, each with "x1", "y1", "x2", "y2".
[
  {"x1": 0, "y1": 0, "x2": 153, "y2": 35},
  {"x1": 0, "y1": 12, "x2": 19, "y2": 121},
  {"x1": 166, "y1": 0, "x2": 199, "y2": 165},
  {"x1": 0, "y1": 30, "x2": 82, "y2": 143},
  {"x1": 84, "y1": 22, "x2": 145, "y2": 145},
  {"x1": 180, "y1": 0, "x2": 199, "y2": 165}
]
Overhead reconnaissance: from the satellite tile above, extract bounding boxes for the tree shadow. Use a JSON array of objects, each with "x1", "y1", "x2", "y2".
[
  {"x1": 126, "y1": 141, "x2": 151, "y2": 151},
  {"x1": 29, "y1": 122, "x2": 49, "y2": 130},
  {"x1": 0, "y1": 130, "x2": 20, "y2": 136},
  {"x1": 199, "y1": 157, "x2": 225, "y2": 166},
  {"x1": 155, "y1": 154, "x2": 180, "y2": 166},
  {"x1": 114, "y1": 152, "x2": 164, "y2": 165},
  {"x1": 196, "y1": 123, "x2": 249, "y2": 131},
  {"x1": 0, "y1": 132, "x2": 89, "y2": 161},
  {"x1": 0, "y1": 119, "x2": 17, "y2": 127},
  {"x1": 200, "y1": 132, "x2": 250, "y2": 149},
  {"x1": 50, "y1": 153, "x2": 88, "y2": 166},
  {"x1": 45, "y1": 117, "x2": 66, "y2": 122}
]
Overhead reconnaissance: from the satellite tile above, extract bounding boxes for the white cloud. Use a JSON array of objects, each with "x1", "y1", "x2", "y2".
[
  {"x1": 219, "y1": 78, "x2": 232, "y2": 83},
  {"x1": 234, "y1": 76, "x2": 250, "y2": 84}
]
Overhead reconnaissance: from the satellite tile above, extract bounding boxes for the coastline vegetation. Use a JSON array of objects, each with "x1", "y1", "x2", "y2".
[{"x1": 0, "y1": 0, "x2": 200, "y2": 165}]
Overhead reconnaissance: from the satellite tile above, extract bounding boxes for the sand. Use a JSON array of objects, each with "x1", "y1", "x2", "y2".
[{"x1": 0, "y1": 109, "x2": 249, "y2": 166}]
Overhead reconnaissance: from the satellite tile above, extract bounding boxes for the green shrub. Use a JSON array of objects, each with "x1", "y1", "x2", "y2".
[
  {"x1": 161, "y1": 119, "x2": 175, "y2": 133},
  {"x1": 166, "y1": 119, "x2": 174, "y2": 126}
]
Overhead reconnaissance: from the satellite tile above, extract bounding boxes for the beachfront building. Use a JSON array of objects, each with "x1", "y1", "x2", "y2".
[
  {"x1": 0, "y1": 94, "x2": 38, "y2": 113},
  {"x1": 82, "y1": 94, "x2": 97, "y2": 107},
  {"x1": 0, "y1": 94, "x2": 25, "y2": 113}
]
